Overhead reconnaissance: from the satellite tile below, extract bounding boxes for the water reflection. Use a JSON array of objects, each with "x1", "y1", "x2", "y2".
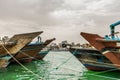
[{"x1": 44, "y1": 51, "x2": 86, "y2": 80}]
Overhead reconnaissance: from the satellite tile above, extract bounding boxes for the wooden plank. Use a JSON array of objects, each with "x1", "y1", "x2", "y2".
[
  {"x1": 0, "y1": 59, "x2": 9, "y2": 68},
  {"x1": 0, "y1": 31, "x2": 43, "y2": 68},
  {"x1": 0, "y1": 31, "x2": 43, "y2": 55},
  {"x1": 10, "y1": 38, "x2": 56, "y2": 62}
]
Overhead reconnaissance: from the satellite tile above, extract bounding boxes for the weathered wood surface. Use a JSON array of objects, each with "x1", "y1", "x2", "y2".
[
  {"x1": 10, "y1": 38, "x2": 55, "y2": 62},
  {"x1": 0, "y1": 31, "x2": 43, "y2": 68},
  {"x1": 0, "y1": 31, "x2": 43, "y2": 55}
]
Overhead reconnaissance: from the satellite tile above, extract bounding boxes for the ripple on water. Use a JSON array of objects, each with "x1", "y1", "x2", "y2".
[{"x1": 0, "y1": 51, "x2": 86, "y2": 80}]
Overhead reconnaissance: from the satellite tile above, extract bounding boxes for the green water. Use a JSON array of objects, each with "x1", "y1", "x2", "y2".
[
  {"x1": 0, "y1": 51, "x2": 120, "y2": 80},
  {"x1": 84, "y1": 70, "x2": 120, "y2": 80},
  {"x1": 0, "y1": 60, "x2": 119, "y2": 80},
  {"x1": 0, "y1": 60, "x2": 49, "y2": 80}
]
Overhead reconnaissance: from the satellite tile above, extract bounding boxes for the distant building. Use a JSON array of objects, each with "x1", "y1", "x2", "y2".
[
  {"x1": 49, "y1": 43, "x2": 59, "y2": 50},
  {"x1": 81, "y1": 43, "x2": 93, "y2": 48}
]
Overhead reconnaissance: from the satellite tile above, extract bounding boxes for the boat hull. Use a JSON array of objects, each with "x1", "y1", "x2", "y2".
[
  {"x1": 10, "y1": 44, "x2": 45, "y2": 63},
  {"x1": 70, "y1": 48, "x2": 118, "y2": 71},
  {"x1": 84, "y1": 63, "x2": 117, "y2": 71},
  {"x1": 80, "y1": 32, "x2": 120, "y2": 69},
  {"x1": 35, "y1": 50, "x2": 49, "y2": 60},
  {"x1": 10, "y1": 38, "x2": 55, "y2": 63},
  {"x1": 0, "y1": 31, "x2": 43, "y2": 68}
]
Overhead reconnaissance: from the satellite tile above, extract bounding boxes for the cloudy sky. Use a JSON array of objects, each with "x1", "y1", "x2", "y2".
[{"x1": 0, "y1": 0, "x2": 120, "y2": 44}]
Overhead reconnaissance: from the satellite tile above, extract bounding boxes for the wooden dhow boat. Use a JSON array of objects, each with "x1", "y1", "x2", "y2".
[
  {"x1": 61, "y1": 41, "x2": 117, "y2": 71},
  {"x1": 10, "y1": 38, "x2": 56, "y2": 63},
  {"x1": 80, "y1": 21, "x2": 120, "y2": 70},
  {"x1": 34, "y1": 38, "x2": 56, "y2": 60},
  {"x1": 0, "y1": 31, "x2": 43, "y2": 68},
  {"x1": 69, "y1": 47, "x2": 118, "y2": 71}
]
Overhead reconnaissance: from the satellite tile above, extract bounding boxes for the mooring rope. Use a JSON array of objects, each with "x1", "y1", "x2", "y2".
[
  {"x1": 71, "y1": 48, "x2": 120, "y2": 73},
  {"x1": 47, "y1": 49, "x2": 81, "y2": 75},
  {"x1": 53, "y1": 50, "x2": 78, "y2": 70},
  {"x1": 17, "y1": 42, "x2": 46, "y2": 61},
  {"x1": 85, "y1": 72, "x2": 120, "y2": 80},
  {"x1": 78, "y1": 58, "x2": 120, "y2": 75},
  {"x1": 94, "y1": 68, "x2": 119, "y2": 75},
  {"x1": 1, "y1": 41, "x2": 43, "y2": 80},
  {"x1": 48, "y1": 73, "x2": 82, "y2": 78},
  {"x1": 18, "y1": 50, "x2": 38, "y2": 60},
  {"x1": 68, "y1": 49, "x2": 120, "y2": 80},
  {"x1": 55, "y1": 55, "x2": 74, "y2": 70},
  {"x1": 43, "y1": 49, "x2": 120, "y2": 80}
]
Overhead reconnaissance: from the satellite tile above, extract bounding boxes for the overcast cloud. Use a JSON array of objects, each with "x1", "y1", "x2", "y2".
[{"x1": 0, "y1": 0, "x2": 120, "y2": 43}]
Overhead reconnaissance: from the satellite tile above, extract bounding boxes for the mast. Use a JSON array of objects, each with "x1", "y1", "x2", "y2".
[{"x1": 110, "y1": 21, "x2": 120, "y2": 39}]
